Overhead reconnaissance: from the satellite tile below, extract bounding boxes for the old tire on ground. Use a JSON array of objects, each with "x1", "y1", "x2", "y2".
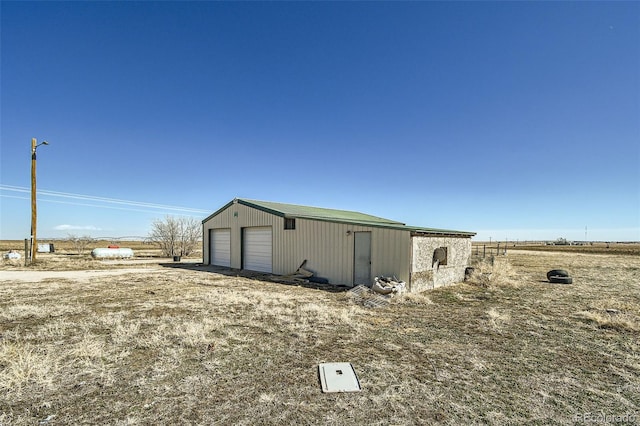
[
  {"x1": 464, "y1": 267, "x2": 475, "y2": 281},
  {"x1": 549, "y1": 275, "x2": 573, "y2": 284},
  {"x1": 547, "y1": 269, "x2": 569, "y2": 280}
]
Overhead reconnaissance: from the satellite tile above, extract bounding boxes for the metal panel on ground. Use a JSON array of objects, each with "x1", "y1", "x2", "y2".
[
  {"x1": 210, "y1": 229, "x2": 231, "y2": 267},
  {"x1": 243, "y1": 227, "x2": 272, "y2": 273}
]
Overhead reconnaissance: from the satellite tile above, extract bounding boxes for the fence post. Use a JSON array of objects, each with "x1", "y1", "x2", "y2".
[
  {"x1": 483, "y1": 245, "x2": 486, "y2": 258},
  {"x1": 24, "y1": 238, "x2": 29, "y2": 266},
  {"x1": 497, "y1": 242, "x2": 500, "y2": 256}
]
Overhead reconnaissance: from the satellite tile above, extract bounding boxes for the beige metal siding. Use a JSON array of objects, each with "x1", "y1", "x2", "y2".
[
  {"x1": 203, "y1": 202, "x2": 281, "y2": 270},
  {"x1": 371, "y1": 227, "x2": 412, "y2": 285},
  {"x1": 203, "y1": 202, "x2": 412, "y2": 286},
  {"x1": 277, "y1": 219, "x2": 411, "y2": 286}
]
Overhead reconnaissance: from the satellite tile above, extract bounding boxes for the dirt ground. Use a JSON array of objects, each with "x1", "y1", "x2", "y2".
[
  {"x1": 0, "y1": 268, "x2": 160, "y2": 283},
  {"x1": 1, "y1": 250, "x2": 639, "y2": 425},
  {"x1": 0, "y1": 257, "x2": 199, "y2": 283}
]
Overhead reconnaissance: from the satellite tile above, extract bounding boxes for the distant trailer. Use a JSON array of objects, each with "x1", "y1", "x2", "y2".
[
  {"x1": 91, "y1": 248, "x2": 134, "y2": 259},
  {"x1": 37, "y1": 243, "x2": 55, "y2": 253}
]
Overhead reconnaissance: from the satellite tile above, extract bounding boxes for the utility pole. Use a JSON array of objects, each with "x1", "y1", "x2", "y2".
[
  {"x1": 30, "y1": 138, "x2": 48, "y2": 263},
  {"x1": 31, "y1": 138, "x2": 37, "y2": 263}
]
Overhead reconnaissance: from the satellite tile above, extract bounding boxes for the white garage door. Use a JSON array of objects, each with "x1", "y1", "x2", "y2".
[
  {"x1": 210, "y1": 229, "x2": 231, "y2": 267},
  {"x1": 243, "y1": 227, "x2": 272, "y2": 273}
]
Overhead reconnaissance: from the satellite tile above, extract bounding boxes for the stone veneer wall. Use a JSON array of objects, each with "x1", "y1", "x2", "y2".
[{"x1": 410, "y1": 236, "x2": 472, "y2": 292}]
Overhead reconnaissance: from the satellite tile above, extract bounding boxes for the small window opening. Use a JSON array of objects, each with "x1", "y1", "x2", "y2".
[
  {"x1": 432, "y1": 247, "x2": 448, "y2": 269},
  {"x1": 284, "y1": 218, "x2": 296, "y2": 230}
]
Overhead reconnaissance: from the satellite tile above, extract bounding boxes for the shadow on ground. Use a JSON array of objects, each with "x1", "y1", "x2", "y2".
[{"x1": 159, "y1": 262, "x2": 351, "y2": 293}]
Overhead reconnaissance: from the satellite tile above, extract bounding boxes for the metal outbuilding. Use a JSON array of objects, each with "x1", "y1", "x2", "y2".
[{"x1": 202, "y1": 198, "x2": 475, "y2": 292}]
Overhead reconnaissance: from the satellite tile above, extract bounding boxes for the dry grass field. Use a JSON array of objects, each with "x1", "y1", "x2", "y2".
[
  {"x1": 474, "y1": 241, "x2": 640, "y2": 257},
  {"x1": 1, "y1": 247, "x2": 639, "y2": 425},
  {"x1": 0, "y1": 240, "x2": 179, "y2": 263}
]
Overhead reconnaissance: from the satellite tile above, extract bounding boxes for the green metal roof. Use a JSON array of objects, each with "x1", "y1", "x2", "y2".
[
  {"x1": 238, "y1": 198, "x2": 405, "y2": 225},
  {"x1": 203, "y1": 198, "x2": 475, "y2": 237},
  {"x1": 404, "y1": 225, "x2": 476, "y2": 237}
]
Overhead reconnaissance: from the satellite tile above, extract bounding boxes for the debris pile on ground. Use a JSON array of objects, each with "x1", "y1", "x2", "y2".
[
  {"x1": 547, "y1": 269, "x2": 573, "y2": 284},
  {"x1": 372, "y1": 276, "x2": 405, "y2": 295},
  {"x1": 3, "y1": 250, "x2": 21, "y2": 260},
  {"x1": 278, "y1": 260, "x2": 330, "y2": 285},
  {"x1": 347, "y1": 285, "x2": 392, "y2": 308}
]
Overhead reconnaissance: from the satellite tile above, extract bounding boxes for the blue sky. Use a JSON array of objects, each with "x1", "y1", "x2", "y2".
[{"x1": 1, "y1": 1, "x2": 638, "y2": 242}]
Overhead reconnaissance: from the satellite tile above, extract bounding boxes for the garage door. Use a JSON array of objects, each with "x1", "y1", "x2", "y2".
[
  {"x1": 210, "y1": 229, "x2": 231, "y2": 267},
  {"x1": 243, "y1": 227, "x2": 272, "y2": 273}
]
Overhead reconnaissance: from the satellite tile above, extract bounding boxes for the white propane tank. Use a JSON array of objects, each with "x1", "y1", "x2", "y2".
[
  {"x1": 3, "y1": 251, "x2": 22, "y2": 260},
  {"x1": 91, "y1": 248, "x2": 134, "y2": 259}
]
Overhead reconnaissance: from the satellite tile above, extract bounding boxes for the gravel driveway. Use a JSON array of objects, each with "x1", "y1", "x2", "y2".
[{"x1": 0, "y1": 268, "x2": 161, "y2": 283}]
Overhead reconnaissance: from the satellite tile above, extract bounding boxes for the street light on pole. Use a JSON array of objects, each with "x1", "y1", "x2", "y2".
[{"x1": 30, "y1": 138, "x2": 49, "y2": 263}]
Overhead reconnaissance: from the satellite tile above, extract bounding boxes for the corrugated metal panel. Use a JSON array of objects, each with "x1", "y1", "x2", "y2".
[
  {"x1": 243, "y1": 227, "x2": 272, "y2": 273},
  {"x1": 237, "y1": 199, "x2": 404, "y2": 225},
  {"x1": 371, "y1": 227, "x2": 412, "y2": 283},
  {"x1": 276, "y1": 219, "x2": 411, "y2": 286},
  {"x1": 203, "y1": 202, "x2": 412, "y2": 285},
  {"x1": 210, "y1": 229, "x2": 231, "y2": 267},
  {"x1": 203, "y1": 199, "x2": 474, "y2": 236}
]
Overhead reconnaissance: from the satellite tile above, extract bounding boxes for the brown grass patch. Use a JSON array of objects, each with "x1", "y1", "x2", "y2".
[
  {"x1": 492, "y1": 241, "x2": 640, "y2": 256},
  {"x1": 0, "y1": 239, "x2": 201, "y2": 272},
  {"x1": 577, "y1": 309, "x2": 640, "y2": 332},
  {"x1": 1, "y1": 250, "x2": 639, "y2": 424},
  {"x1": 466, "y1": 256, "x2": 519, "y2": 288}
]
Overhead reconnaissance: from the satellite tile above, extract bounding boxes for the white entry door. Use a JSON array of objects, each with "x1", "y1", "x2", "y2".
[
  {"x1": 353, "y1": 232, "x2": 371, "y2": 286},
  {"x1": 210, "y1": 229, "x2": 231, "y2": 267},
  {"x1": 243, "y1": 227, "x2": 272, "y2": 273}
]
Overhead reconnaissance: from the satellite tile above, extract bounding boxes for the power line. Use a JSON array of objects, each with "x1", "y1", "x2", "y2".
[
  {"x1": 0, "y1": 194, "x2": 205, "y2": 217},
  {"x1": 0, "y1": 184, "x2": 209, "y2": 214}
]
